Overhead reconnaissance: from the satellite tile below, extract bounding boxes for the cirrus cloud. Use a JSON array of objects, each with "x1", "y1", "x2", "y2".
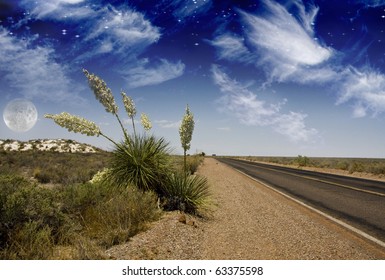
[
  {"x1": 122, "y1": 59, "x2": 185, "y2": 88},
  {"x1": 0, "y1": 28, "x2": 84, "y2": 104},
  {"x1": 210, "y1": 0, "x2": 385, "y2": 120},
  {"x1": 212, "y1": 65, "x2": 318, "y2": 143}
]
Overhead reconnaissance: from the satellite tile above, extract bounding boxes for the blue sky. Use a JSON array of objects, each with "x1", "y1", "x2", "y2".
[{"x1": 2, "y1": 0, "x2": 385, "y2": 157}]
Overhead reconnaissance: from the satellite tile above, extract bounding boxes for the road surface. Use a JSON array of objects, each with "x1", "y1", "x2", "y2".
[{"x1": 217, "y1": 158, "x2": 385, "y2": 243}]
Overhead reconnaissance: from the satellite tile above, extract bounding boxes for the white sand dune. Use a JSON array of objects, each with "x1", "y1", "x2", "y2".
[{"x1": 0, "y1": 139, "x2": 99, "y2": 153}]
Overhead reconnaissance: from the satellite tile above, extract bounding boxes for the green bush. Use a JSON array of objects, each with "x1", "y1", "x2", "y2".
[
  {"x1": 0, "y1": 175, "x2": 161, "y2": 259},
  {"x1": 186, "y1": 155, "x2": 204, "y2": 174},
  {"x1": 336, "y1": 160, "x2": 349, "y2": 170},
  {"x1": 348, "y1": 161, "x2": 364, "y2": 174},
  {"x1": 295, "y1": 155, "x2": 310, "y2": 167},
  {"x1": 161, "y1": 172, "x2": 210, "y2": 215},
  {"x1": 81, "y1": 186, "x2": 161, "y2": 247},
  {"x1": 105, "y1": 135, "x2": 170, "y2": 191},
  {"x1": 33, "y1": 168, "x2": 51, "y2": 183},
  {"x1": 2, "y1": 221, "x2": 54, "y2": 260}
]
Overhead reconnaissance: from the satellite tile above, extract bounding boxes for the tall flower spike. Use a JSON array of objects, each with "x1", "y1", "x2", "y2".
[
  {"x1": 179, "y1": 105, "x2": 194, "y2": 152},
  {"x1": 83, "y1": 69, "x2": 118, "y2": 114},
  {"x1": 121, "y1": 91, "x2": 136, "y2": 118},
  {"x1": 140, "y1": 113, "x2": 152, "y2": 131},
  {"x1": 45, "y1": 112, "x2": 101, "y2": 136}
]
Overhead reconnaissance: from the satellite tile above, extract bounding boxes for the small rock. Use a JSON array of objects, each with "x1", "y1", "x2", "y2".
[
  {"x1": 187, "y1": 220, "x2": 197, "y2": 228},
  {"x1": 178, "y1": 214, "x2": 186, "y2": 224}
]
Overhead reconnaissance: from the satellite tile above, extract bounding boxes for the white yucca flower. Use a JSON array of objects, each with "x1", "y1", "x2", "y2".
[
  {"x1": 45, "y1": 112, "x2": 101, "y2": 136},
  {"x1": 140, "y1": 113, "x2": 152, "y2": 131},
  {"x1": 89, "y1": 168, "x2": 111, "y2": 184},
  {"x1": 83, "y1": 69, "x2": 118, "y2": 114},
  {"x1": 179, "y1": 105, "x2": 194, "y2": 152},
  {"x1": 121, "y1": 91, "x2": 136, "y2": 118}
]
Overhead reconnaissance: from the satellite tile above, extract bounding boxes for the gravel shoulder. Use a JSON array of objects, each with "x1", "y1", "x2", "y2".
[{"x1": 106, "y1": 158, "x2": 385, "y2": 260}]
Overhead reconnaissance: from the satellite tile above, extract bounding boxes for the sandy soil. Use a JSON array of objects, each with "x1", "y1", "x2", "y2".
[{"x1": 106, "y1": 158, "x2": 385, "y2": 260}]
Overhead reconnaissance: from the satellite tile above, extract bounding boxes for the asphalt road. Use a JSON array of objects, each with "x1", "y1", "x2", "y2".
[{"x1": 217, "y1": 158, "x2": 385, "y2": 243}]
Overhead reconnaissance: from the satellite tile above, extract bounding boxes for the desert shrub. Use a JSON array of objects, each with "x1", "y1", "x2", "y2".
[
  {"x1": 160, "y1": 172, "x2": 210, "y2": 215},
  {"x1": 0, "y1": 175, "x2": 31, "y2": 248},
  {"x1": 1, "y1": 180, "x2": 64, "y2": 235},
  {"x1": 105, "y1": 135, "x2": 170, "y2": 191},
  {"x1": 0, "y1": 175, "x2": 67, "y2": 259},
  {"x1": 368, "y1": 163, "x2": 385, "y2": 175},
  {"x1": 33, "y1": 168, "x2": 51, "y2": 183},
  {"x1": 295, "y1": 155, "x2": 310, "y2": 167},
  {"x1": 0, "y1": 176, "x2": 162, "y2": 259},
  {"x1": 348, "y1": 161, "x2": 364, "y2": 174},
  {"x1": 336, "y1": 160, "x2": 349, "y2": 170},
  {"x1": 1, "y1": 221, "x2": 54, "y2": 260},
  {"x1": 186, "y1": 155, "x2": 204, "y2": 174},
  {"x1": 81, "y1": 185, "x2": 160, "y2": 248}
]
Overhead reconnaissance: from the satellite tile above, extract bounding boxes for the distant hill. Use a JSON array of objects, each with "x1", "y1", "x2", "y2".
[{"x1": 0, "y1": 139, "x2": 104, "y2": 153}]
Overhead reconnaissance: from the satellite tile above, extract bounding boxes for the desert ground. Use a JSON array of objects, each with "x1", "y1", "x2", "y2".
[{"x1": 106, "y1": 158, "x2": 385, "y2": 260}]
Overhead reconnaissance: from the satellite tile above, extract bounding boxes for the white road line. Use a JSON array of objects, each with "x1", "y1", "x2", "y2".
[{"x1": 231, "y1": 166, "x2": 385, "y2": 250}]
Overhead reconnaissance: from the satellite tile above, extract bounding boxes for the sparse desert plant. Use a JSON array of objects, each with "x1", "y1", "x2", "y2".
[
  {"x1": 0, "y1": 174, "x2": 161, "y2": 259},
  {"x1": 81, "y1": 185, "x2": 160, "y2": 247},
  {"x1": 33, "y1": 168, "x2": 51, "y2": 184},
  {"x1": 348, "y1": 161, "x2": 364, "y2": 174},
  {"x1": 295, "y1": 155, "x2": 310, "y2": 167},
  {"x1": 186, "y1": 155, "x2": 204, "y2": 174},
  {"x1": 2, "y1": 221, "x2": 54, "y2": 260},
  {"x1": 161, "y1": 172, "x2": 210, "y2": 215}
]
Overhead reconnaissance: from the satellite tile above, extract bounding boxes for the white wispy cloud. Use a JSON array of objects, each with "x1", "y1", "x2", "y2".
[
  {"x1": 209, "y1": 34, "x2": 255, "y2": 63},
  {"x1": 210, "y1": 0, "x2": 385, "y2": 119},
  {"x1": 355, "y1": 0, "x2": 385, "y2": 7},
  {"x1": 239, "y1": 0, "x2": 333, "y2": 83},
  {"x1": 123, "y1": 59, "x2": 185, "y2": 88},
  {"x1": 21, "y1": 1, "x2": 161, "y2": 61},
  {"x1": 155, "y1": 120, "x2": 181, "y2": 128},
  {"x1": 165, "y1": 0, "x2": 212, "y2": 19},
  {"x1": 85, "y1": 6, "x2": 161, "y2": 56},
  {"x1": 0, "y1": 28, "x2": 84, "y2": 104},
  {"x1": 17, "y1": 1, "x2": 184, "y2": 88},
  {"x1": 337, "y1": 67, "x2": 385, "y2": 117},
  {"x1": 212, "y1": 65, "x2": 318, "y2": 142},
  {"x1": 20, "y1": 0, "x2": 93, "y2": 20}
]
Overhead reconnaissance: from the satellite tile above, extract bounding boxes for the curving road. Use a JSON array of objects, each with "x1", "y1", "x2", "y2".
[{"x1": 217, "y1": 157, "x2": 385, "y2": 243}]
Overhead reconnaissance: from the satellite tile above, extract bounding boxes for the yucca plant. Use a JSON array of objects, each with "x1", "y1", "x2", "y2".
[
  {"x1": 161, "y1": 172, "x2": 210, "y2": 214},
  {"x1": 106, "y1": 134, "x2": 170, "y2": 191},
  {"x1": 45, "y1": 69, "x2": 168, "y2": 191}
]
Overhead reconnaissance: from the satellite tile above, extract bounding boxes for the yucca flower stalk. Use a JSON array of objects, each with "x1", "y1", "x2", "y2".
[
  {"x1": 45, "y1": 112, "x2": 118, "y2": 146},
  {"x1": 121, "y1": 91, "x2": 137, "y2": 137},
  {"x1": 82, "y1": 69, "x2": 118, "y2": 114},
  {"x1": 83, "y1": 69, "x2": 129, "y2": 139},
  {"x1": 179, "y1": 105, "x2": 195, "y2": 174},
  {"x1": 140, "y1": 113, "x2": 152, "y2": 132}
]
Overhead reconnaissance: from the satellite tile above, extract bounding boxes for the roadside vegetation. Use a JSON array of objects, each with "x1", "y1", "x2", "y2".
[
  {"x1": 0, "y1": 70, "x2": 209, "y2": 260},
  {"x1": 236, "y1": 155, "x2": 385, "y2": 176}
]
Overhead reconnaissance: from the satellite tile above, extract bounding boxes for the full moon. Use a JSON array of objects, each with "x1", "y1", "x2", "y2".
[{"x1": 3, "y1": 99, "x2": 38, "y2": 132}]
